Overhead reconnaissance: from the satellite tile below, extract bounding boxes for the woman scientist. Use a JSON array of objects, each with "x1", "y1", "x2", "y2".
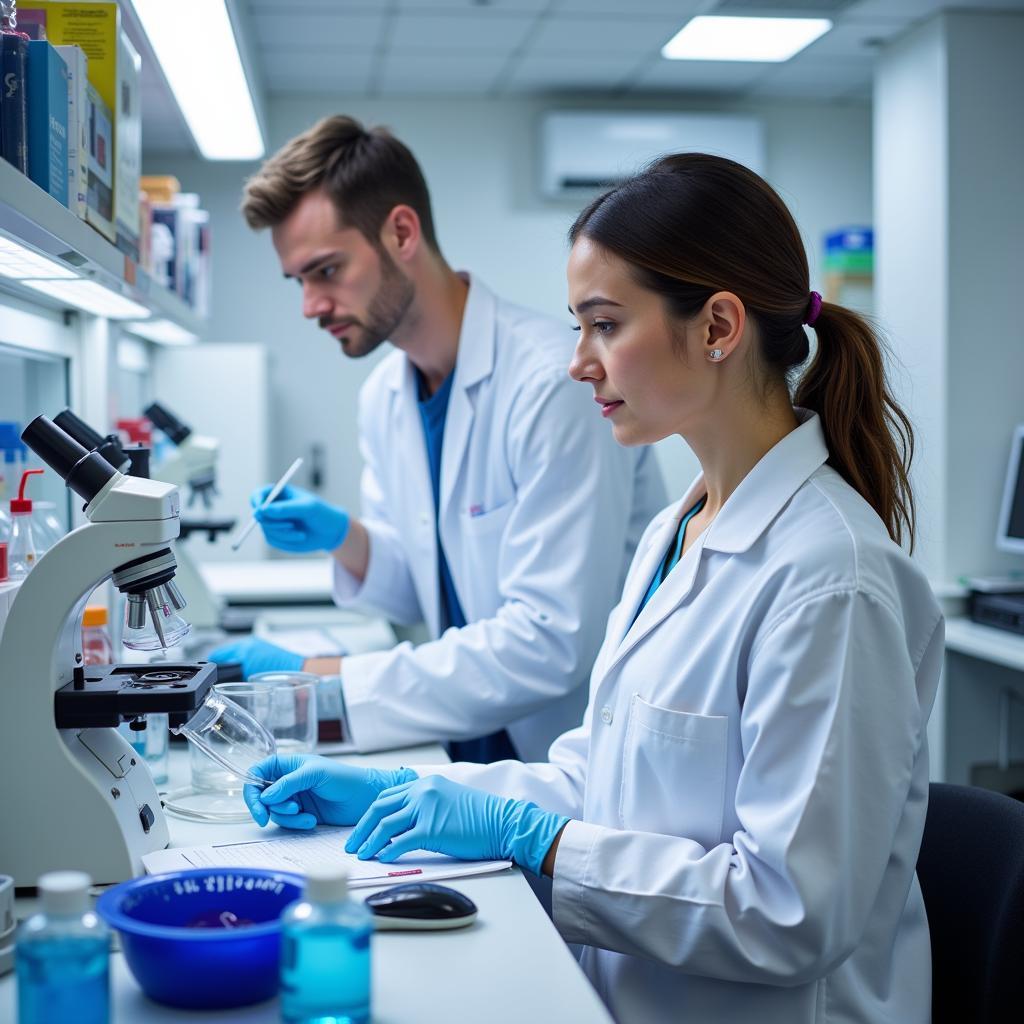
[{"x1": 244, "y1": 154, "x2": 943, "y2": 1024}]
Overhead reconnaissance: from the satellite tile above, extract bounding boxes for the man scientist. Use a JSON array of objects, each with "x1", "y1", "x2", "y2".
[{"x1": 209, "y1": 115, "x2": 665, "y2": 762}]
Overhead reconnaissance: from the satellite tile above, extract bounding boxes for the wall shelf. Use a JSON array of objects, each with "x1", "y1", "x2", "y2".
[
  {"x1": 0, "y1": 159, "x2": 202, "y2": 335},
  {"x1": 945, "y1": 616, "x2": 1024, "y2": 673}
]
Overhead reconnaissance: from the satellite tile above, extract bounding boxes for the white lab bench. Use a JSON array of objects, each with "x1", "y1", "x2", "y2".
[
  {"x1": 200, "y1": 559, "x2": 335, "y2": 606},
  {"x1": 0, "y1": 742, "x2": 612, "y2": 1024}
]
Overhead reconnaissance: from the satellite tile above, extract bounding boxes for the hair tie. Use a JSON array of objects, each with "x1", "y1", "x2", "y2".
[{"x1": 804, "y1": 290, "x2": 823, "y2": 327}]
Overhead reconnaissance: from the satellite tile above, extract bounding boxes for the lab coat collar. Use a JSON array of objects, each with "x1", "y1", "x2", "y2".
[
  {"x1": 699, "y1": 408, "x2": 828, "y2": 554},
  {"x1": 600, "y1": 410, "x2": 828, "y2": 675},
  {"x1": 384, "y1": 273, "x2": 497, "y2": 393}
]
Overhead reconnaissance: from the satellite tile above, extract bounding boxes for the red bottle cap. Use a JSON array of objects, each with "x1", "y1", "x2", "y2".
[{"x1": 10, "y1": 468, "x2": 44, "y2": 515}]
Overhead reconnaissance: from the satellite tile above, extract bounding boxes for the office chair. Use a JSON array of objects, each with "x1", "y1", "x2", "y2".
[{"x1": 916, "y1": 782, "x2": 1024, "y2": 1023}]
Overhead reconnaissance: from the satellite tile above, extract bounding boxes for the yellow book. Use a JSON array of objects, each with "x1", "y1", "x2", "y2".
[{"x1": 18, "y1": 2, "x2": 120, "y2": 114}]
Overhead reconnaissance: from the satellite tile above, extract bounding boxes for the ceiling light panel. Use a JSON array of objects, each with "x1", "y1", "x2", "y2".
[
  {"x1": 662, "y1": 16, "x2": 832, "y2": 62},
  {"x1": 131, "y1": 0, "x2": 264, "y2": 160}
]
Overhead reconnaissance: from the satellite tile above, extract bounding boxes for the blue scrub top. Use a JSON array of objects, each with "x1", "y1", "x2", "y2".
[
  {"x1": 416, "y1": 368, "x2": 518, "y2": 764},
  {"x1": 632, "y1": 495, "x2": 708, "y2": 626}
]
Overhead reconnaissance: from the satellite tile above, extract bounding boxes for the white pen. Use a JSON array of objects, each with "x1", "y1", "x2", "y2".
[{"x1": 231, "y1": 457, "x2": 304, "y2": 551}]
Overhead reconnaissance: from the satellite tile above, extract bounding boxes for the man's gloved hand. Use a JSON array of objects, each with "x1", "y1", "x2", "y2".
[
  {"x1": 244, "y1": 754, "x2": 418, "y2": 830},
  {"x1": 251, "y1": 483, "x2": 350, "y2": 553},
  {"x1": 207, "y1": 637, "x2": 304, "y2": 677},
  {"x1": 344, "y1": 776, "x2": 570, "y2": 875}
]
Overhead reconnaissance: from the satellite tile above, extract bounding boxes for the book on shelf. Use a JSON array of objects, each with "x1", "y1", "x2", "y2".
[
  {"x1": 84, "y1": 78, "x2": 114, "y2": 241},
  {"x1": 1, "y1": 31, "x2": 28, "y2": 174},
  {"x1": 114, "y1": 29, "x2": 140, "y2": 262},
  {"x1": 55, "y1": 44, "x2": 87, "y2": 218},
  {"x1": 26, "y1": 39, "x2": 68, "y2": 206}
]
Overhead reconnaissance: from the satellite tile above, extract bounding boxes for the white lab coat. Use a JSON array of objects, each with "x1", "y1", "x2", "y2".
[
  {"x1": 429, "y1": 411, "x2": 944, "y2": 1024},
  {"x1": 334, "y1": 275, "x2": 666, "y2": 761}
]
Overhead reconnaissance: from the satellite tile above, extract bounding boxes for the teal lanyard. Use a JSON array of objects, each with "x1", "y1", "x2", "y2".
[{"x1": 632, "y1": 495, "x2": 708, "y2": 625}]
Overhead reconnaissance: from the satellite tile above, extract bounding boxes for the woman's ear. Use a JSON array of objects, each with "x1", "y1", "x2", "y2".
[{"x1": 702, "y1": 292, "x2": 746, "y2": 364}]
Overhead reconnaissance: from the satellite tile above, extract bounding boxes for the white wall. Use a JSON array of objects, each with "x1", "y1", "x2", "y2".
[{"x1": 146, "y1": 93, "x2": 872, "y2": 510}]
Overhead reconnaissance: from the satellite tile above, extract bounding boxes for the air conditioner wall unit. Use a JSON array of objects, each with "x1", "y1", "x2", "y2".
[{"x1": 539, "y1": 111, "x2": 766, "y2": 199}]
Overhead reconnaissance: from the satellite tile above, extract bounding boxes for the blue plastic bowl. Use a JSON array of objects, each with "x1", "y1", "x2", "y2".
[{"x1": 97, "y1": 868, "x2": 304, "y2": 1009}]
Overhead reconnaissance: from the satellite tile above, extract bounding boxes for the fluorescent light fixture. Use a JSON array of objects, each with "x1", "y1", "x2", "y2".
[
  {"x1": 23, "y1": 279, "x2": 150, "y2": 319},
  {"x1": 662, "y1": 16, "x2": 832, "y2": 62},
  {"x1": 0, "y1": 235, "x2": 77, "y2": 280},
  {"x1": 131, "y1": 0, "x2": 264, "y2": 160},
  {"x1": 123, "y1": 318, "x2": 197, "y2": 346}
]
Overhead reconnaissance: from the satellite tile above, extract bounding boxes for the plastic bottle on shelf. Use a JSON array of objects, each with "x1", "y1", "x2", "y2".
[
  {"x1": 15, "y1": 871, "x2": 110, "y2": 1024},
  {"x1": 8, "y1": 468, "x2": 44, "y2": 579},
  {"x1": 279, "y1": 867, "x2": 372, "y2": 1024},
  {"x1": 81, "y1": 606, "x2": 114, "y2": 665}
]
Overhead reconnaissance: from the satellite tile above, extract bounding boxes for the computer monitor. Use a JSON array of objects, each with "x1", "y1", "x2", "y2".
[{"x1": 996, "y1": 424, "x2": 1024, "y2": 554}]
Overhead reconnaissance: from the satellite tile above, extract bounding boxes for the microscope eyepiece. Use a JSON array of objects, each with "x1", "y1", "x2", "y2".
[
  {"x1": 21, "y1": 416, "x2": 117, "y2": 503},
  {"x1": 143, "y1": 402, "x2": 192, "y2": 445},
  {"x1": 53, "y1": 408, "x2": 131, "y2": 473}
]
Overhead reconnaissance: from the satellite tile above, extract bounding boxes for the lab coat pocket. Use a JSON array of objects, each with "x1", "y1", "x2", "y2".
[
  {"x1": 619, "y1": 694, "x2": 728, "y2": 848},
  {"x1": 459, "y1": 499, "x2": 514, "y2": 537}
]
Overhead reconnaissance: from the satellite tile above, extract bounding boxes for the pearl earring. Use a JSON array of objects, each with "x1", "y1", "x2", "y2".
[{"x1": 709, "y1": 349, "x2": 724, "y2": 361}]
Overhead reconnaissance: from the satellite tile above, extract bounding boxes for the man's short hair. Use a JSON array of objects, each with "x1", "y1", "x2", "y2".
[{"x1": 241, "y1": 114, "x2": 439, "y2": 250}]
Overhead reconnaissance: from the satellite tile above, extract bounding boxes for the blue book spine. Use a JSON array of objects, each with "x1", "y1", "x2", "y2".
[
  {"x1": 27, "y1": 40, "x2": 69, "y2": 206},
  {"x1": 1, "y1": 32, "x2": 28, "y2": 173}
]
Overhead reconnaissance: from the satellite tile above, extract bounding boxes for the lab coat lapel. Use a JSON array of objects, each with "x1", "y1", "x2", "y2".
[
  {"x1": 393, "y1": 358, "x2": 441, "y2": 637},
  {"x1": 601, "y1": 478, "x2": 708, "y2": 677},
  {"x1": 439, "y1": 276, "x2": 496, "y2": 521}
]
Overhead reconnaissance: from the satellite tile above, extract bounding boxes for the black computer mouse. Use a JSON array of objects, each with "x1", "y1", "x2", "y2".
[{"x1": 364, "y1": 883, "x2": 478, "y2": 931}]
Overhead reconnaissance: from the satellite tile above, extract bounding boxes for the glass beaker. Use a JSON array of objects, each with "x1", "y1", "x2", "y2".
[
  {"x1": 173, "y1": 689, "x2": 276, "y2": 793},
  {"x1": 246, "y1": 672, "x2": 319, "y2": 754}
]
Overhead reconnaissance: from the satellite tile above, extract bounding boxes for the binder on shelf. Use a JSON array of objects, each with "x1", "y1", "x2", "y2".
[
  {"x1": 1, "y1": 32, "x2": 28, "y2": 174},
  {"x1": 26, "y1": 39, "x2": 69, "y2": 207},
  {"x1": 84, "y1": 80, "x2": 114, "y2": 241},
  {"x1": 114, "y1": 30, "x2": 140, "y2": 261},
  {"x1": 55, "y1": 44, "x2": 88, "y2": 219}
]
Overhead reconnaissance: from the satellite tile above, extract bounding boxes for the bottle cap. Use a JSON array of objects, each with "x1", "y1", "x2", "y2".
[
  {"x1": 304, "y1": 866, "x2": 349, "y2": 904},
  {"x1": 82, "y1": 605, "x2": 108, "y2": 628},
  {"x1": 10, "y1": 468, "x2": 43, "y2": 515},
  {"x1": 38, "y1": 871, "x2": 91, "y2": 915}
]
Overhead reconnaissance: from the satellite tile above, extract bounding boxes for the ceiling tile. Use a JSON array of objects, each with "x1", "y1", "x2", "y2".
[
  {"x1": 376, "y1": 52, "x2": 505, "y2": 94},
  {"x1": 396, "y1": 0, "x2": 550, "y2": 11},
  {"x1": 262, "y1": 51, "x2": 376, "y2": 94},
  {"x1": 252, "y1": 11, "x2": 386, "y2": 50},
  {"x1": 553, "y1": 0, "x2": 705, "y2": 14},
  {"x1": 528, "y1": 15, "x2": 685, "y2": 55},
  {"x1": 843, "y1": 0, "x2": 941, "y2": 18},
  {"x1": 502, "y1": 53, "x2": 641, "y2": 93},
  {"x1": 798, "y1": 18, "x2": 908, "y2": 58},
  {"x1": 630, "y1": 58, "x2": 768, "y2": 94},
  {"x1": 388, "y1": 11, "x2": 537, "y2": 51},
  {"x1": 750, "y1": 55, "x2": 874, "y2": 99}
]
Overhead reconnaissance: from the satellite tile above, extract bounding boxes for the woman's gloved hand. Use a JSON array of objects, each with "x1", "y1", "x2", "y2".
[
  {"x1": 207, "y1": 637, "x2": 304, "y2": 677},
  {"x1": 244, "y1": 754, "x2": 418, "y2": 830},
  {"x1": 344, "y1": 776, "x2": 570, "y2": 875},
  {"x1": 251, "y1": 483, "x2": 350, "y2": 553}
]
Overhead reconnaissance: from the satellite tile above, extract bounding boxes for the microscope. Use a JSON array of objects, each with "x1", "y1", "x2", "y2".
[
  {"x1": 0, "y1": 417, "x2": 215, "y2": 885},
  {"x1": 143, "y1": 402, "x2": 235, "y2": 633}
]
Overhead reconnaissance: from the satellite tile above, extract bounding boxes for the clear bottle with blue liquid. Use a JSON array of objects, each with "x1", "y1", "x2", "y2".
[
  {"x1": 16, "y1": 871, "x2": 110, "y2": 1024},
  {"x1": 280, "y1": 866, "x2": 373, "y2": 1024}
]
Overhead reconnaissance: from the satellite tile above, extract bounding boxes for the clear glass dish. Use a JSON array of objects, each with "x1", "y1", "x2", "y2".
[
  {"x1": 171, "y1": 691, "x2": 276, "y2": 790},
  {"x1": 161, "y1": 787, "x2": 252, "y2": 824}
]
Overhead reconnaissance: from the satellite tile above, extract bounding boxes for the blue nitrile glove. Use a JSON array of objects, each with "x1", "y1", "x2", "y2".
[
  {"x1": 243, "y1": 753, "x2": 418, "y2": 830},
  {"x1": 251, "y1": 483, "x2": 350, "y2": 553},
  {"x1": 207, "y1": 637, "x2": 304, "y2": 677},
  {"x1": 344, "y1": 776, "x2": 570, "y2": 875}
]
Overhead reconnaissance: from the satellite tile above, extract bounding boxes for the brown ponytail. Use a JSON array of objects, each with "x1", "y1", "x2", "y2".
[
  {"x1": 569, "y1": 153, "x2": 916, "y2": 550},
  {"x1": 795, "y1": 304, "x2": 915, "y2": 549}
]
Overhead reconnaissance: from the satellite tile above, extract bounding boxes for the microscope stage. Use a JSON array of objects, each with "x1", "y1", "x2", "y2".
[{"x1": 54, "y1": 661, "x2": 216, "y2": 729}]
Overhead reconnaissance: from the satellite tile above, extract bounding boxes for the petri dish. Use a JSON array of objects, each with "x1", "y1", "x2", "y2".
[
  {"x1": 161, "y1": 787, "x2": 252, "y2": 824},
  {"x1": 172, "y1": 691, "x2": 276, "y2": 790}
]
